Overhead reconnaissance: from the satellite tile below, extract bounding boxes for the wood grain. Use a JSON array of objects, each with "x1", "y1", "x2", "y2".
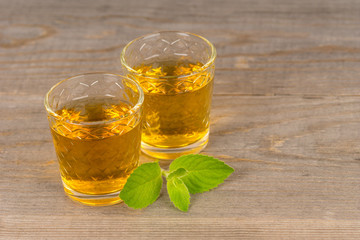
[{"x1": 1, "y1": 0, "x2": 360, "y2": 239}]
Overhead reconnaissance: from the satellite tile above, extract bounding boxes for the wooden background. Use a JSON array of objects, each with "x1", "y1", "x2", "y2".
[{"x1": 1, "y1": 0, "x2": 360, "y2": 238}]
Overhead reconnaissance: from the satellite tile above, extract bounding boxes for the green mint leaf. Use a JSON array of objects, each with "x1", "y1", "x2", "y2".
[
  {"x1": 169, "y1": 154, "x2": 234, "y2": 194},
  {"x1": 120, "y1": 162, "x2": 163, "y2": 209},
  {"x1": 167, "y1": 167, "x2": 187, "y2": 179},
  {"x1": 167, "y1": 171, "x2": 190, "y2": 212}
]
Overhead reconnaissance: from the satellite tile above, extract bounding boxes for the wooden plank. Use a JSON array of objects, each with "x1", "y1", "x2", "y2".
[
  {"x1": 1, "y1": 0, "x2": 360, "y2": 238},
  {"x1": 2, "y1": 216, "x2": 360, "y2": 239}
]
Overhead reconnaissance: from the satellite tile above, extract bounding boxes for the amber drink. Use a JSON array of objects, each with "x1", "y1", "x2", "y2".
[
  {"x1": 121, "y1": 32, "x2": 216, "y2": 159},
  {"x1": 44, "y1": 73, "x2": 143, "y2": 206}
]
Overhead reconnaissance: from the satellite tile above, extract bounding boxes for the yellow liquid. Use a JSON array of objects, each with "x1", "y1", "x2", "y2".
[
  {"x1": 134, "y1": 61, "x2": 213, "y2": 151},
  {"x1": 50, "y1": 99, "x2": 141, "y2": 204}
]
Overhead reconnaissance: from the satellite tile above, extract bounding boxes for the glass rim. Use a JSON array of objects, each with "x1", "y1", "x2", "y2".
[
  {"x1": 120, "y1": 31, "x2": 216, "y2": 80},
  {"x1": 44, "y1": 72, "x2": 144, "y2": 126}
]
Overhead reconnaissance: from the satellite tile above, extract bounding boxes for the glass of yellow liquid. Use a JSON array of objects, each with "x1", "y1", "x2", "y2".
[
  {"x1": 44, "y1": 73, "x2": 144, "y2": 206},
  {"x1": 121, "y1": 31, "x2": 216, "y2": 160}
]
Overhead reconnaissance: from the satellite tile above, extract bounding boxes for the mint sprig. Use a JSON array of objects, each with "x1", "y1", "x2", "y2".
[{"x1": 119, "y1": 154, "x2": 234, "y2": 212}]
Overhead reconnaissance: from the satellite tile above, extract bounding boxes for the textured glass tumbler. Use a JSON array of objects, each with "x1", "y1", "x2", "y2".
[
  {"x1": 44, "y1": 73, "x2": 143, "y2": 206},
  {"x1": 121, "y1": 31, "x2": 216, "y2": 159}
]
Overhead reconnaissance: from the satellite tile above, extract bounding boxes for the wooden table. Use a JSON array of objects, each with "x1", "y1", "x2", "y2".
[{"x1": 1, "y1": 0, "x2": 360, "y2": 238}]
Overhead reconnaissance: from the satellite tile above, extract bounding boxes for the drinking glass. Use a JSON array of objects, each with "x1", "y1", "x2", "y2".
[
  {"x1": 121, "y1": 31, "x2": 216, "y2": 159},
  {"x1": 44, "y1": 73, "x2": 144, "y2": 206}
]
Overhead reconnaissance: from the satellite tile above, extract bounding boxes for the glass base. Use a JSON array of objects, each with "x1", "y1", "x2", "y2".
[
  {"x1": 141, "y1": 131, "x2": 209, "y2": 160},
  {"x1": 62, "y1": 182, "x2": 122, "y2": 206}
]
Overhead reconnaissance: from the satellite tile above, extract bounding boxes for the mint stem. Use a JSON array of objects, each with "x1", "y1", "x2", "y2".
[{"x1": 161, "y1": 168, "x2": 170, "y2": 178}]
